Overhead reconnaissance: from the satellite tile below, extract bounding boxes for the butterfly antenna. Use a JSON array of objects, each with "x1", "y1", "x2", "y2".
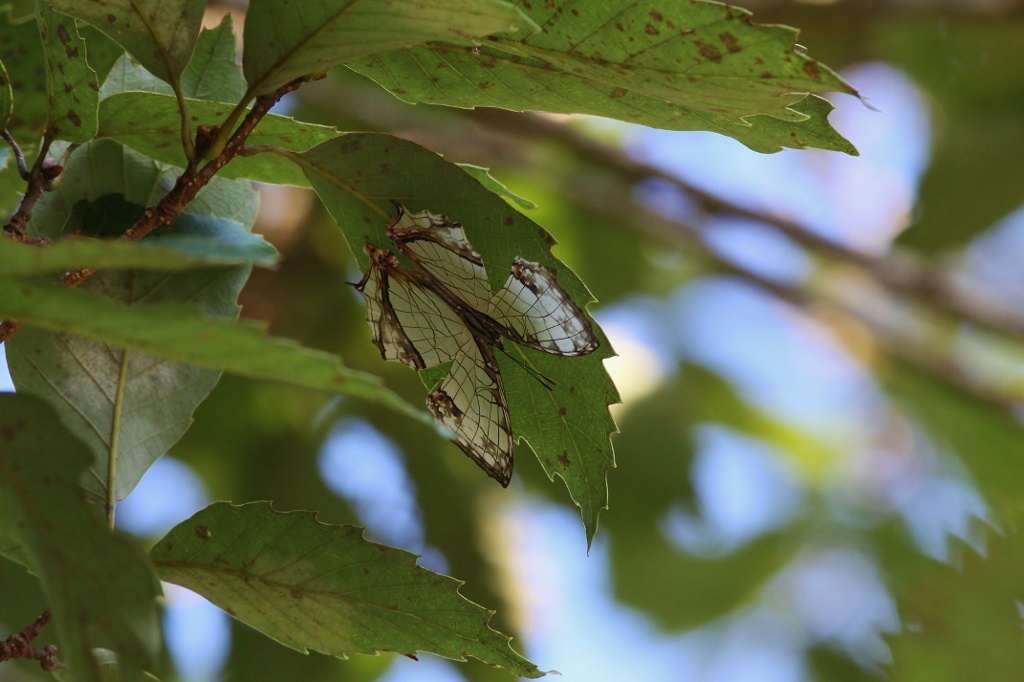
[{"x1": 496, "y1": 346, "x2": 556, "y2": 391}]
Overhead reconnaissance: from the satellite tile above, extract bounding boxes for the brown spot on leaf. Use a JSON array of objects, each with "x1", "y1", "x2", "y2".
[
  {"x1": 650, "y1": 10, "x2": 664, "y2": 20},
  {"x1": 645, "y1": 23, "x2": 659, "y2": 35},
  {"x1": 695, "y1": 41, "x2": 723, "y2": 63},
  {"x1": 615, "y1": 22, "x2": 624, "y2": 31},
  {"x1": 609, "y1": 87, "x2": 627, "y2": 99},
  {"x1": 504, "y1": 216, "x2": 514, "y2": 226},
  {"x1": 571, "y1": 8, "x2": 578, "y2": 15},
  {"x1": 558, "y1": 452, "x2": 570, "y2": 467},
  {"x1": 290, "y1": 589, "x2": 303, "y2": 599},
  {"x1": 802, "y1": 59, "x2": 822, "y2": 81},
  {"x1": 194, "y1": 525, "x2": 211, "y2": 540},
  {"x1": 66, "y1": 109, "x2": 81, "y2": 127},
  {"x1": 56, "y1": 24, "x2": 71, "y2": 46},
  {"x1": 338, "y1": 139, "x2": 362, "y2": 154},
  {"x1": 719, "y1": 32, "x2": 740, "y2": 53},
  {"x1": 106, "y1": 14, "x2": 116, "y2": 22},
  {"x1": 0, "y1": 426, "x2": 14, "y2": 441},
  {"x1": 559, "y1": 407, "x2": 567, "y2": 416}
]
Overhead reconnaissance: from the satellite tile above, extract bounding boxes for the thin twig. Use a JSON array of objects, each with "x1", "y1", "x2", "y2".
[
  {"x1": 0, "y1": 610, "x2": 62, "y2": 672},
  {"x1": 466, "y1": 108, "x2": 1024, "y2": 346},
  {"x1": 0, "y1": 77, "x2": 309, "y2": 347},
  {"x1": 564, "y1": 175, "x2": 1024, "y2": 414}
]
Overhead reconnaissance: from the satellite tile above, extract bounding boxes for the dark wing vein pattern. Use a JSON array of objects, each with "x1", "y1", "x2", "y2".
[
  {"x1": 428, "y1": 336, "x2": 513, "y2": 486},
  {"x1": 351, "y1": 203, "x2": 599, "y2": 485}
]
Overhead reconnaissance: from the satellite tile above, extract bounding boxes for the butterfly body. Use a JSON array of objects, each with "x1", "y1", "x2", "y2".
[{"x1": 353, "y1": 204, "x2": 598, "y2": 486}]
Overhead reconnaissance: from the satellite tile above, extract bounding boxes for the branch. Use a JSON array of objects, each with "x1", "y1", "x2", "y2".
[
  {"x1": 0, "y1": 77, "x2": 311, "y2": 346},
  {"x1": 465, "y1": 108, "x2": 1024, "y2": 346},
  {"x1": 0, "y1": 610, "x2": 62, "y2": 672},
  {"x1": 564, "y1": 174, "x2": 1024, "y2": 415}
]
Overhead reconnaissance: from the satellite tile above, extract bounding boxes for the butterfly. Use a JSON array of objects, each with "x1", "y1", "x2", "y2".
[{"x1": 352, "y1": 203, "x2": 598, "y2": 486}]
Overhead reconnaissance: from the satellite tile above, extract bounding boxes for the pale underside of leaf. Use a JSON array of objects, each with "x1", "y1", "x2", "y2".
[
  {"x1": 0, "y1": 394, "x2": 161, "y2": 682},
  {"x1": 0, "y1": 233, "x2": 276, "y2": 277},
  {"x1": 99, "y1": 14, "x2": 246, "y2": 103},
  {"x1": 150, "y1": 501, "x2": 543, "y2": 677},
  {"x1": 96, "y1": 93, "x2": 340, "y2": 185},
  {"x1": 0, "y1": 279, "x2": 429, "y2": 426}
]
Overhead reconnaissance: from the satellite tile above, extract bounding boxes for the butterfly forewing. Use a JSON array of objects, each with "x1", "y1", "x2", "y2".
[
  {"x1": 387, "y1": 206, "x2": 494, "y2": 310},
  {"x1": 489, "y1": 258, "x2": 600, "y2": 356},
  {"x1": 427, "y1": 335, "x2": 513, "y2": 486},
  {"x1": 354, "y1": 247, "x2": 467, "y2": 370}
]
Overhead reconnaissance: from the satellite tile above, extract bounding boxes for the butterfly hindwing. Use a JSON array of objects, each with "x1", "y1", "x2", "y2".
[
  {"x1": 427, "y1": 334, "x2": 513, "y2": 487},
  {"x1": 353, "y1": 245, "x2": 467, "y2": 370}
]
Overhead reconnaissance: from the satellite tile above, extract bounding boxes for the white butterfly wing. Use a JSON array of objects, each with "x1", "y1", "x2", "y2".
[
  {"x1": 387, "y1": 205, "x2": 494, "y2": 311},
  {"x1": 354, "y1": 254, "x2": 468, "y2": 370},
  {"x1": 427, "y1": 335, "x2": 513, "y2": 486},
  {"x1": 489, "y1": 257, "x2": 599, "y2": 356}
]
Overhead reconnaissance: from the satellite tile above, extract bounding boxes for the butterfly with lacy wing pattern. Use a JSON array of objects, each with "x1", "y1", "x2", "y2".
[{"x1": 352, "y1": 203, "x2": 598, "y2": 486}]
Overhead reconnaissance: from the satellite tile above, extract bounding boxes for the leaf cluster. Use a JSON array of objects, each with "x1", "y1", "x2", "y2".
[{"x1": 0, "y1": 1, "x2": 857, "y2": 680}]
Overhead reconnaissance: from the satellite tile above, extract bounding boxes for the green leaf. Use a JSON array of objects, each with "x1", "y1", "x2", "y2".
[
  {"x1": 807, "y1": 645, "x2": 885, "y2": 682},
  {"x1": 0, "y1": 153, "x2": 21, "y2": 219},
  {"x1": 605, "y1": 370, "x2": 799, "y2": 629},
  {"x1": 49, "y1": 0, "x2": 204, "y2": 85},
  {"x1": 97, "y1": 93, "x2": 339, "y2": 186},
  {"x1": 298, "y1": 133, "x2": 618, "y2": 543},
  {"x1": 29, "y1": 139, "x2": 259, "y2": 240},
  {"x1": 150, "y1": 501, "x2": 543, "y2": 678},
  {"x1": 458, "y1": 164, "x2": 537, "y2": 209},
  {"x1": 0, "y1": 8, "x2": 49, "y2": 147},
  {"x1": 348, "y1": 0, "x2": 858, "y2": 153},
  {"x1": 0, "y1": 230, "x2": 276, "y2": 277},
  {"x1": 886, "y1": 529, "x2": 1024, "y2": 682},
  {"x1": 54, "y1": 649, "x2": 161, "y2": 682},
  {"x1": 78, "y1": 25, "x2": 126, "y2": 85},
  {"x1": 181, "y1": 14, "x2": 245, "y2": 102},
  {"x1": 0, "y1": 55, "x2": 12, "y2": 129},
  {"x1": 100, "y1": 14, "x2": 246, "y2": 103},
  {"x1": 617, "y1": 525, "x2": 794, "y2": 630},
  {"x1": 242, "y1": 0, "x2": 537, "y2": 97},
  {"x1": 0, "y1": 279, "x2": 429, "y2": 425},
  {"x1": 0, "y1": 393, "x2": 161, "y2": 682},
  {"x1": 8, "y1": 200, "x2": 261, "y2": 506},
  {"x1": 885, "y1": 362, "x2": 1024, "y2": 524},
  {"x1": 0, "y1": 0, "x2": 33, "y2": 23},
  {"x1": 35, "y1": 3, "x2": 99, "y2": 142},
  {"x1": 0, "y1": 516, "x2": 32, "y2": 570}
]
